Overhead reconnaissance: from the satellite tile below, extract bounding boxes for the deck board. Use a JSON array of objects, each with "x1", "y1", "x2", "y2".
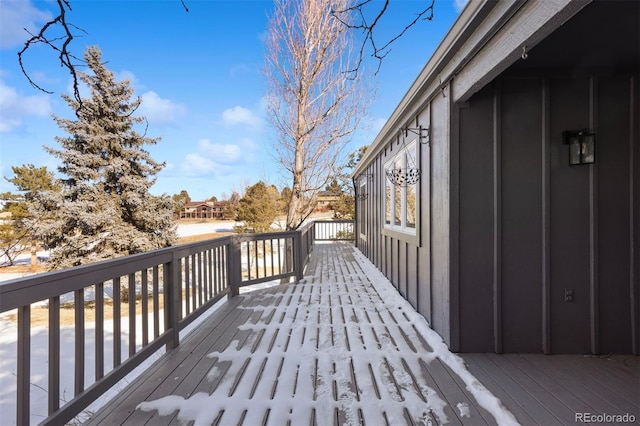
[
  {"x1": 87, "y1": 242, "x2": 639, "y2": 426},
  {"x1": 461, "y1": 353, "x2": 640, "y2": 426}
]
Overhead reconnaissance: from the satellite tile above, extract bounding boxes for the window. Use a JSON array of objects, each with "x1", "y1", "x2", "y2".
[
  {"x1": 384, "y1": 141, "x2": 418, "y2": 235},
  {"x1": 359, "y1": 178, "x2": 367, "y2": 237}
]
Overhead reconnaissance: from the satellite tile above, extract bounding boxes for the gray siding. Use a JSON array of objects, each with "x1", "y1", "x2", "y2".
[
  {"x1": 455, "y1": 72, "x2": 639, "y2": 354},
  {"x1": 355, "y1": 0, "x2": 639, "y2": 354}
]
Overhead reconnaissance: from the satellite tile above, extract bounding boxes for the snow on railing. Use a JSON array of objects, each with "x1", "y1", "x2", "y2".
[{"x1": 0, "y1": 220, "x2": 353, "y2": 425}]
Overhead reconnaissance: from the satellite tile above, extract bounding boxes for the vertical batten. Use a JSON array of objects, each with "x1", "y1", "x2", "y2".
[
  {"x1": 630, "y1": 75, "x2": 639, "y2": 355},
  {"x1": 542, "y1": 79, "x2": 552, "y2": 354},
  {"x1": 589, "y1": 76, "x2": 600, "y2": 354},
  {"x1": 450, "y1": 83, "x2": 461, "y2": 352},
  {"x1": 493, "y1": 82, "x2": 503, "y2": 354}
]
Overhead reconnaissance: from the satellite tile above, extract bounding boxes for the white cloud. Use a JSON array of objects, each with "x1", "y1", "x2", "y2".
[
  {"x1": 221, "y1": 106, "x2": 261, "y2": 128},
  {"x1": 139, "y1": 91, "x2": 187, "y2": 125},
  {"x1": 0, "y1": 0, "x2": 52, "y2": 49},
  {"x1": 0, "y1": 77, "x2": 51, "y2": 132},
  {"x1": 181, "y1": 153, "x2": 218, "y2": 176},
  {"x1": 115, "y1": 70, "x2": 140, "y2": 88},
  {"x1": 197, "y1": 139, "x2": 242, "y2": 164},
  {"x1": 454, "y1": 0, "x2": 470, "y2": 13},
  {"x1": 175, "y1": 138, "x2": 252, "y2": 178}
]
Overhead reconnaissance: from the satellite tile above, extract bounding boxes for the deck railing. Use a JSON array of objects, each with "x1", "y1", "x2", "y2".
[{"x1": 0, "y1": 220, "x2": 353, "y2": 425}]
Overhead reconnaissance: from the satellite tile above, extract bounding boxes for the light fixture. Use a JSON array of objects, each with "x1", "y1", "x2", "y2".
[{"x1": 563, "y1": 130, "x2": 595, "y2": 165}]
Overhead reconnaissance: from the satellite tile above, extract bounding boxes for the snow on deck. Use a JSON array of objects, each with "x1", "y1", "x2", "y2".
[{"x1": 87, "y1": 242, "x2": 517, "y2": 426}]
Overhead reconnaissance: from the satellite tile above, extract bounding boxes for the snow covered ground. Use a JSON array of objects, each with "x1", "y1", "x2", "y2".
[{"x1": 0, "y1": 222, "x2": 237, "y2": 282}]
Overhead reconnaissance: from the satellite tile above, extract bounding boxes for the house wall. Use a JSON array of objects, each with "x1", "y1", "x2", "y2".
[
  {"x1": 356, "y1": 95, "x2": 453, "y2": 344},
  {"x1": 456, "y1": 70, "x2": 639, "y2": 354},
  {"x1": 355, "y1": 0, "x2": 639, "y2": 354},
  {"x1": 454, "y1": 0, "x2": 640, "y2": 354}
]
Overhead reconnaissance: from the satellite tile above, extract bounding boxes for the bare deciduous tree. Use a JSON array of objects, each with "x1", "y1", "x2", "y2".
[
  {"x1": 264, "y1": 0, "x2": 370, "y2": 231},
  {"x1": 19, "y1": 1, "x2": 433, "y2": 102}
]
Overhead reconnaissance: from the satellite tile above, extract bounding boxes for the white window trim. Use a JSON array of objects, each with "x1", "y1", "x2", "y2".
[{"x1": 383, "y1": 140, "x2": 418, "y2": 236}]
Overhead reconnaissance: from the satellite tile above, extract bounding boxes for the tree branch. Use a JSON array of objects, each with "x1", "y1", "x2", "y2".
[
  {"x1": 18, "y1": 0, "x2": 86, "y2": 105},
  {"x1": 332, "y1": 0, "x2": 435, "y2": 76}
]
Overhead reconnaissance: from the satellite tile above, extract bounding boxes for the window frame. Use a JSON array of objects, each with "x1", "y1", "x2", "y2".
[
  {"x1": 382, "y1": 140, "x2": 420, "y2": 245},
  {"x1": 358, "y1": 177, "x2": 367, "y2": 238}
]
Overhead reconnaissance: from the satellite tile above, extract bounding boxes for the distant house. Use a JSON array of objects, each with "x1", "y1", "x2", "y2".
[
  {"x1": 180, "y1": 201, "x2": 228, "y2": 220},
  {"x1": 316, "y1": 191, "x2": 341, "y2": 212},
  {"x1": 353, "y1": 0, "x2": 639, "y2": 354}
]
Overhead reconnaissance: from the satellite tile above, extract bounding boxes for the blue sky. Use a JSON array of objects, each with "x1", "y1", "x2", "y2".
[{"x1": 0, "y1": 0, "x2": 465, "y2": 201}]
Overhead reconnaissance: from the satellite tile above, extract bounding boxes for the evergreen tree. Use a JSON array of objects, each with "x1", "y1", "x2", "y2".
[
  {"x1": 223, "y1": 191, "x2": 241, "y2": 220},
  {"x1": 31, "y1": 46, "x2": 177, "y2": 269},
  {"x1": 172, "y1": 189, "x2": 191, "y2": 218},
  {"x1": 324, "y1": 179, "x2": 342, "y2": 194},
  {"x1": 235, "y1": 182, "x2": 279, "y2": 233},
  {"x1": 1, "y1": 165, "x2": 59, "y2": 266}
]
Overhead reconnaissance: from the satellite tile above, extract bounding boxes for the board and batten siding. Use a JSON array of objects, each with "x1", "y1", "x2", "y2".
[
  {"x1": 456, "y1": 71, "x2": 639, "y2": 354},
  {"x1": 355, "y1": 0, "x2": 639, "y2": 354}
]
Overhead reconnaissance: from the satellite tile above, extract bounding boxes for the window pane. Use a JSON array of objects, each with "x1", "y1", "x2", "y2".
[
  {"x1": 406, "y1": 183, "x2": 416, "y2": 228},
  {"x1": 359, "y1": 182, "x2": 367, "y2": 234},
  {"x1": 405, "y1": 146, "x2": 417, "y2": 228},
  {"x1": 385, "y1": 178, "x2": 391, "y2": 224}
]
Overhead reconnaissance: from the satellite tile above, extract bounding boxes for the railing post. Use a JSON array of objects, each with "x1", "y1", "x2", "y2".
[
  {"x1": 17, "y1": 305, "x2": 30, "y2": 426},
  {"x1": 293, "y1": 232, "x2": 304, "y2": 282},
  {"x1": 228, "y1": 236, "x2": 242, "y2": 298},
  {"x1": 165, "y1": 250, "x2": 181, "y2": 350}
]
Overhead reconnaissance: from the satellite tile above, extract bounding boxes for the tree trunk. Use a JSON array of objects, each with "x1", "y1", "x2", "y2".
[{"x1": 30, "y1": 240, "x2": 37, "y2": 266}]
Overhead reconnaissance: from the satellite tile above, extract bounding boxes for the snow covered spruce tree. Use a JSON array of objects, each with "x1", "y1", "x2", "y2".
[{"x1": 31, "y1": 46, "x2": 177, "y2": 269}]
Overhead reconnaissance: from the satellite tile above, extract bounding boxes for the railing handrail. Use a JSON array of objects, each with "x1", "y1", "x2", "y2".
[{"x1": 0, "y1": 219, "x2": 354, "y2": 425}]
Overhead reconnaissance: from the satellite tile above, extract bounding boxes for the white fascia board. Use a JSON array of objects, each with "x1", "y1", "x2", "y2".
[{"x1": 453, "y1": 0, "x2": 591, "y2": 103}]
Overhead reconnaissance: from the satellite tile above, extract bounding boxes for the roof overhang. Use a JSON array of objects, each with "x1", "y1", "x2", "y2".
[{"x1": 354, "y1": 0, "x2": 591, "y2": 176}]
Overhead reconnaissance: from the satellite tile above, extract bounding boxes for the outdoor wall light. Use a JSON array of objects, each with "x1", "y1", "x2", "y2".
[{"x1": 562, "y1": 130, "x2": 595, "y2": 165}]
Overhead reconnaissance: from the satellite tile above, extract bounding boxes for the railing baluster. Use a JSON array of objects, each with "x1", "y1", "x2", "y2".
[
  {"x1": 74, "y1": 288, "x2": 85, "y2": 395},
  {"x1": 153, "y1": 266, "x2": 160, "y2": 339},
  {"x1": 184, "y1": 256, "x2": 190, "y2": 316},
  {"x1": 192, "y1": 253, "x2": 197, "y2": 311},
  {"x1": 48, "y1": 296, "x2": 60, "y2": 415},
  {"x1": 141, "y1": 269, "x2": 148, "y2": 346},
  {"x1": 95, "y1": 283, "x2": 104, "y2": 380},
  {"x1": 113, "y1": 278, "x2": 121, "y2": 367},
  {"x1": 256, "y1": 240, "x2": 261, "y2": 279},
  {"x1": 165, "y1": 254, "x2": 181, "y2": 349},
  {"x1": 277, "y1": 238, "x2": 282, "y2": 274},
  {"x1": 128, "y1": 273, "x2": 136, "y2": 357},
  {"x1": 17, "y1": 305, "x2": 30, "y2": 426},
  {"x1": 198, "y1": 252, "x2": 203, "y2": 308}
]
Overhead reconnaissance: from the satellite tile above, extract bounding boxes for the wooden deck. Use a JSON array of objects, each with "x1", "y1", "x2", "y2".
[
  {"x1": 87, "y1": 242, "x2": 639, "y2": 426},
  {"x1": 460, "y1": 353, "x2": 639, "y2": 425}
]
